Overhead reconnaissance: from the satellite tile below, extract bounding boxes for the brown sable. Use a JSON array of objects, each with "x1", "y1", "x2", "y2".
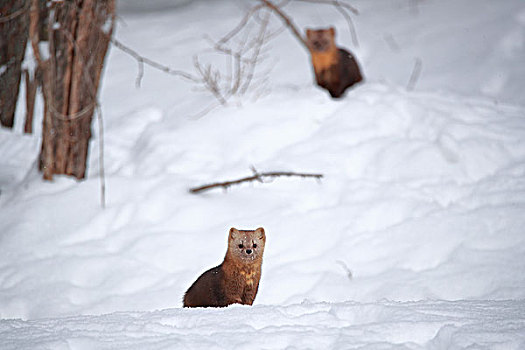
[
  {"x1": 306, "y1": 27, "x2": 363, "y2": 98},
  {"x1": 183, "y1": 227, "x2": 266, "y2": 308}
]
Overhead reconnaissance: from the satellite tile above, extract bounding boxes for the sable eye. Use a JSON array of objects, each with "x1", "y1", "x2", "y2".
[
  {"x1": 253, "y1": 243, "x2": 257, "y2": 248},
  {"x1": 238, "y1": 244, "x2": 244, "y2": 249}
]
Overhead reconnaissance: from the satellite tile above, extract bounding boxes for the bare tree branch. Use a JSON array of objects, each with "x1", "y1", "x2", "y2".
[
  {"x1": 193, "y1": 56, "x2": 228, "y2": 105},
  {"x1": 259, "y1": 0, "x2": 309, "y2": 49},
  {"x1": 108, "y1": 0, "x2": 359, "y2": 105},
  {"x1": 332, "y1": 0, "x2": 360, "y2": 47},
  {"x1": 217, "y1": 0, "x2": 290, "y2": 46},
  {"x1": 240, "y1": 9, "x2": 271, "y2": 94},
  {"x1": 189, "y1": 169, "x2": 323, "y2": 194},
  {"x1": 110, "y1": 38, "x2": 201, "y2": 87},
  {"x1": 218, "y1": 3, "x2": 266, "y2": 46}
]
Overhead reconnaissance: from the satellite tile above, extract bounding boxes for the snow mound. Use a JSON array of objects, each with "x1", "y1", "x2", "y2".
[
  {"x1": 2, "y1": 84, "x2": 525, "y2": 320},
  {"x1": 1, "y1": 300, "x2": 524, "y2": 350}
]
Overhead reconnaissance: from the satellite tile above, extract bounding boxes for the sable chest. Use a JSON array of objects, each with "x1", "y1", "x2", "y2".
[{"x1": 239, "y1": 269, "x2": 258, "y2": 287}]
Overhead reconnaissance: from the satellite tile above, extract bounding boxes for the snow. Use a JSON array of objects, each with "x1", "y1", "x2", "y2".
[
  {"x1": 1, "y1": 301, "x2": 524, "y2": 350},
  {"x1": 1, "y1": 0, "x2": 525, "y2": 348}
]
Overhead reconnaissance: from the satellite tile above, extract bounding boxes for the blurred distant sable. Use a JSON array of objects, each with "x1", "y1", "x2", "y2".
[
  {"x1": 306, "y1": 27, "x2": 363, "y2": 98},
  {"x1": 257, "y1": 0, "x2": 362, "y2": 98}
]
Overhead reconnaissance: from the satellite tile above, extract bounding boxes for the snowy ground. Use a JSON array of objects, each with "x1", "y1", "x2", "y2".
[
  {"x1": 2, "y1": 300, "x2": 524, "y2": 349},
  {"x1": 1, "y1": 0, "x2": 525, "y2": 348}
]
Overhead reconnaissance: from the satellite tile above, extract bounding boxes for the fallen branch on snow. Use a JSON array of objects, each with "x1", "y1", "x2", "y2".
[{"x1": 189, "y1": 168, "x2": 323, "y2": 194}]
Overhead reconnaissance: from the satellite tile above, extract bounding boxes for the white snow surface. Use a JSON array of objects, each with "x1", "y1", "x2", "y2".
[
  {"x1": 1, "y1": 0, "x2": 525, "y2": 348},
  {"x1": 1, "y1": 301, "x2": 524, "y2": 350}
]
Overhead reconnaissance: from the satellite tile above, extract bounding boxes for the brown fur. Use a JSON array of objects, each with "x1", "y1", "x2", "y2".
[
  {"x1": 183, "y1": 227, "x2": 266, "y2": 308},
  {"x1": 306, "y1": 27, "x2": 363, "y2": 98}
]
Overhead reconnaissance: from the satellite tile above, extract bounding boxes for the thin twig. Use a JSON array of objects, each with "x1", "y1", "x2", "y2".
[
  {"x1": 193, "y1": 56, "x2": 228, "y2": 105},
  {"x1": 336, "y1": 260, "x2": 353, "y2": 280},
  {"x1": 383, "y1": 33, "x2": 400, "y2": 52},
  {"x1": 240, "y1": 8, "x2": 270, "y2": 94},
  {"x1": 332, "y1": 0, "x2": 359, "y2": 47},
  {"x1": 259, "y1": 0, "x2": 309, "y2": 49},
  {"x1": 218, "y1": 3, "x2": 265, "y2": 46},
  {"x1": 406, "y1": 57, "x2": 422, "y2": 91},
  {"x1": 110, "y1": 37, "x2": 201, "y2": 87},
  {"x1": 96, "y1": 103, "x2": 106, "y2": 208},
  {"x1": 189, "y1": 170, "x2": 323, "y2": 194}
]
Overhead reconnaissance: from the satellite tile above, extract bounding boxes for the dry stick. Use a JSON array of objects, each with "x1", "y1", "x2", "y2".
[
  {"x1": 259, "y1": 0, "x2": 309, "y2": 49},
  {"x1": 406, "y1": 57, "x2": 422, "y2": 91},
  {"x1": 95, "y1": 103, "x2": 106, "y2": 208},
  {"x1": 189, "y1": 170, "x2": 323, "y2": 194},
  {"x1": 217, "y1": 0, "x2": 290, "y2": 46},
  {"x1": 205, "y1": 36, "x2": 260, "y2": 66},
  {"x1": 231, "y1": 51, "x2": 242, "y2": 95},
  {"x1": 110, "y1": 37, "x2": 201, "y2": 87},
  {"x1": 240, "y1": 8, "x2": 271, "y2": 95},
  {"x1": 332, "y1": 0, "x2": 359, "y2": 48},
  {"x1": 336, "y1": 260, "x2": 353, "y2": 280},
  {"x1": 193, "y1": 56, "x2": 228, "y2": 105},
  {"x1": 218, "y1": 3, "x2": 265, "y2": 46},
  {"x1": 204, "y1": 9, "x2": 270, "y2": 101},
  {"x1": 107, "y1": 1, "x2": 290, "y2": 105},
  {"x1": 383, "y1": 33, "x2": 400, "y2": 52}
]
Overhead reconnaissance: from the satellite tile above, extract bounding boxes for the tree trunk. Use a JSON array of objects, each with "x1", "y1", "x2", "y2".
[
  {"x1": 0, "y1": 0, "x2": 29, "y2": 128},
  {"x1": 31, "y1": 0, "x2": 114, "y2": 180}
]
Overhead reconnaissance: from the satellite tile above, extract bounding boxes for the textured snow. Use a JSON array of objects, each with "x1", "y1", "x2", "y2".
[
  {"x1": 1, "y1": 301, "x2": 524, "y2": 350},
  {"x1": 1, "y1": 0, "x2": 525, "y2": 348}
]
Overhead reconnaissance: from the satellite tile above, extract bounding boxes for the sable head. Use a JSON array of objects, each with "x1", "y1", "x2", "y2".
[
  {"x1": 228, "y1": 227, "x2": 266, "y2": 263},
  {"x1": 306, "y1": 27, "x2": 336, "y2": 52}
]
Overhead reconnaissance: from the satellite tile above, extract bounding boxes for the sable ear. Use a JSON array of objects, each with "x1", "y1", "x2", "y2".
[
  {"x1": 329, "y1": 27, "x2": 336, "y2": 37},
  {"x1": 306, "y1": 28, "x2": 312, "y2": 38},
  {"x1": 229, "y1": 227, "x2": 240, "y2": 239},
  {"x1": 255, "y1": 227, "x2": 265, "y2": 240}
]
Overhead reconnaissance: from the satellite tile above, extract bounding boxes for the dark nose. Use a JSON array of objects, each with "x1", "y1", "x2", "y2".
[{"x1": 246, "y1": 249, "x2": 252, "y2": 255}]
